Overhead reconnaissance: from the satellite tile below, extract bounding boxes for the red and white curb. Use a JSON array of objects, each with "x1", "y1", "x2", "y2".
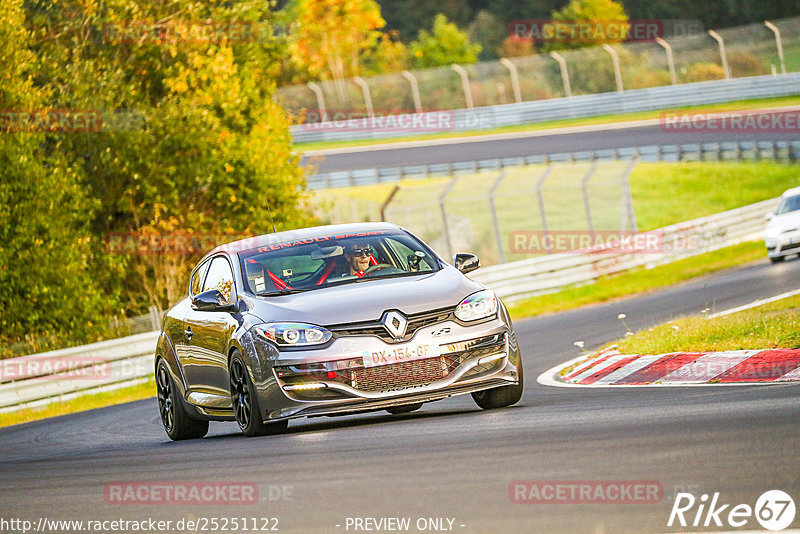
[{"x1": 538, "y1": 347, "x2": 800, "y2": 388}]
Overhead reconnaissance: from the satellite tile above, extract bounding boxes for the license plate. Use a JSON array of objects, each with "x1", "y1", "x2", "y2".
[{"x1": 361, "y1": 343, "x2": 441, "y2": 368}]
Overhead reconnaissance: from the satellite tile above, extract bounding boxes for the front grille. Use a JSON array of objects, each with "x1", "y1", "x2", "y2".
[
  {"x1": 338, "y1": 355, "x2": 455, "y2": 392},
  {"x1": 327, "y1": 306, "x2": 455, "y2": 343}
]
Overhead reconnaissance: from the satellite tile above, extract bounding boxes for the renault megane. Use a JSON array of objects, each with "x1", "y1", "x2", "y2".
[{"x1": 154, "y1": 223, "x2": 524, "y2": 439}]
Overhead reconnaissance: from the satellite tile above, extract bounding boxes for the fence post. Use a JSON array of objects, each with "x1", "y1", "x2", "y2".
[
  {"x1": 353, "y1": 76, "x2": 374, "y2": 117},
  {"x1": 619, "y1": 158, "x2": 639, "y2": 233},
  {"x1": 581, "y1": 162, "x2": 599, "y2": 237},
  {"x1": 601, "y1": 44, "x2": 624, "y2": 92},
  {"x1": 307, "y1": 82, "x2": 327, "y2": 122},
  {"x1": 536, "y1": 165, "x2": 554, "y2": 253},
  {"x1": 488, "y1": 171, "x2": 508, "y2": 263},
  {"x1": 439, "y1": 176, "x2": 460, "y2": 260},
  {"x1": 380, "y1": 185, "x2": 401, "y2": 221},
  {"x1": 708, "y1": 30, "x2": 731, "y2": 79},
  {"x1": 401, "y1": 70, "x2": 423, "y2": 113},
  {"x1": 655, "y1": 37, "x2": 677, "y2": 85},
  {"x1": 148, "y1": 306, "x2": 161, "y2": 331},
  {"x1": 450, "y1": 64, "x2": 474, "y2": 109},
  {"x1": 499, "y1": 58, "x2": 523, "y2": 104},
  {"x1": 764, "y1": 21, "x2": 787, "y2": 75},
  {"x1": 549, "y1": 51, "x2": 572, "y2": 98}
]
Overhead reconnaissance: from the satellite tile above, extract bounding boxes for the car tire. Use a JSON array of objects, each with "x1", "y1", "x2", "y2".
[
  {"x1": 156, "y1": 359, "x2": 209, "y2": 441},
  {"x1": 770, "y1": 255, "x2": 785, "y2": 264},
  {"x1": 386, "y1": 403, "x2": 423, "y2": 415},
  {"x1": 229, "y1": 351, "x2": 288, "y2": 437},
  {"x1": 471, "y1": 361, "x2": 524, "y2": 410}
]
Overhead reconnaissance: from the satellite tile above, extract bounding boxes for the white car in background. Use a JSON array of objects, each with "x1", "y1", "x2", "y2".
[{"x1": 765, "y1": 186, "x2": 800, "y2": 263}]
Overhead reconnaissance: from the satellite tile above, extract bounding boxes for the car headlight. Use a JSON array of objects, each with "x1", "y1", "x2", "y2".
[
  {"x1": 455, "y1": 290, "x2": 498, "y2": 322},
  {"x1": 764, "y1": 226, "x2": 781, "y2": 239},
  {"x1": 253, "y1": 323, "x2": 332, "y2": 347}
]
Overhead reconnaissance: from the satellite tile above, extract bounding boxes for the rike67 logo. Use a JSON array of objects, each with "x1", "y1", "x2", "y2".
[{"x1": 668, "y1": 490, "x2": 796, "y2": 530}]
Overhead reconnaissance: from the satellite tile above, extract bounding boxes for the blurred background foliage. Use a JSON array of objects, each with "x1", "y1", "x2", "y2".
[{"x1": 1, "y1": 0, "x2": 313, "y2": 352}]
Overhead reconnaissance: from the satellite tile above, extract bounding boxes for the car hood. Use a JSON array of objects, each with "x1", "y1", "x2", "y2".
[
  {"x1": 245, "y1": 266, "x2": 485, "y2": 326},
  {"x1": 767, "y1": 211, "x2": 800, "y2": 233}
]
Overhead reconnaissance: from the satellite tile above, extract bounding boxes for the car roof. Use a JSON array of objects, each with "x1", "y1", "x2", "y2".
[
  {"x1": 202, "y1": 222, "x2": 405, "y2": 259},
  {"x1": 781, "y1": 186, "x2": 800, "y2": 198}
]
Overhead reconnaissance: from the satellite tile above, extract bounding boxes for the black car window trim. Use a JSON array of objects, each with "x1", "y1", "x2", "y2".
[
  {"x1": 199, "y1": 254, "x2": 238, "y2": 304},
  {"x1": 189, "y1": 258, "x2": 212, "y2": 298}
]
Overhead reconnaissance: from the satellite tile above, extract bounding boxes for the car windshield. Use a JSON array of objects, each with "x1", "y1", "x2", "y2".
[
  {"x1": 776, "y1": 194, "x2": 800, "y2": 215},
  {"x1": 238, "y1": 230, "x2": 441, "y2": 296}
]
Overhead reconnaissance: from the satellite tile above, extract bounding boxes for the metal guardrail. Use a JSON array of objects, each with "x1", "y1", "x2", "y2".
[
  {"x1": 471, "y1": 198, "x2": 778, "y2": 301},
  {"x1": 307, "y1": 139, "x2": 800, "y2": 190},
  {"x1": 0, "y1": 331, "x2": 158, "y2": 412},
  {"x1": 292, "y1": 73, "x2": 800, "y2": 144},
  {"x1": 0, "y1": 199, "x2": 779, "y2": 411}
]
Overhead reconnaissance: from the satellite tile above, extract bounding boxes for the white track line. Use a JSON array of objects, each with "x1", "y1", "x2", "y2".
[
  {"x1": 777, "y1": 366, "x2": 800, "y2": 381},
  {"x1": 592, "y1": 353, "x2": 664, "y2": 385},
  {"x1": 567, "y1": 354, "x2": 628, "y2": 383},
  {"x1": 707, "y1": 288, "x2": 800, "y2": 319},
  {"x1": 563, "y1": 354, "x2": 605, "y2": 378}
]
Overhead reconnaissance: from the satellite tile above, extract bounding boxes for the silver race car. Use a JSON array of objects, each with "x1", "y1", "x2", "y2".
[{"x1": 155, "y1": 223, "x2": 523, "y2": 439}]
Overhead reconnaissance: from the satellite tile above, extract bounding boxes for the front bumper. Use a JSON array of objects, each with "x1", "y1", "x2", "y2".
[
  {"x1": 766, "y1": 228, "x2": 800, "y2": 258},
  {"x1": 254, "y1": 317, "x2": 521, "y2": 421}
]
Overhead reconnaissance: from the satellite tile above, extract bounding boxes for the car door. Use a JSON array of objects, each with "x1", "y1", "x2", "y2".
[
  {"x1": 181, "y1": 255, "x2": 239, "y2": 403},
  {"x1": 174, "y1": 258, "x2": 209, "y2": 390}
]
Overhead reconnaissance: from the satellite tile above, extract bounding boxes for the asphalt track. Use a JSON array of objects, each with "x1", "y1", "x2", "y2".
[
  {"x1": 302, "y1": 124, "x2": 800, "y2": 173},
  {"x1": 1, "y1": 256, "x2": 799, "y2": 533}
]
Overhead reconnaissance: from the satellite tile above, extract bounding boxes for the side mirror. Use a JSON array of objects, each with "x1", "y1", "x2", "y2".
[
  {"x1": 765, "y1": 213, "x2": 774, "y2": 222},
  {"x1": 453, "y1": 253, "x2": 480, "y2": 274},
  {"x1": 192, "y1": 289, "x2": 236, "y2": 312}
]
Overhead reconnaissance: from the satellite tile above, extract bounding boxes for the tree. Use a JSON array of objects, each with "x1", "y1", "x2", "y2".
[
  {"x1": 285, "y1": 0, "x2": 391, "y2": 81},
  {"x1": 6, "y1": 0, "x2": 314, "y2": 338},
  {"x1": 409, "y1": 14, "x2": 482, "y2": 68},
  {"x1": 0, "y1": 0, "x2": 109, "y2": 353},
  {"x1": 377, "y1": 0, "x2": 474, "y2": 42},
  {"x1": 548, "y1": 0, "x2": 628, "y2": 51},
  {"x1": 468, "y1": 10, "x2": 506, "y2": 61}
]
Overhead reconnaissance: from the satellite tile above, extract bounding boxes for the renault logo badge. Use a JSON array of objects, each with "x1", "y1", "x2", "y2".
[{"x1": 382, "y1": 310, "x2": 407, "y2": 339}]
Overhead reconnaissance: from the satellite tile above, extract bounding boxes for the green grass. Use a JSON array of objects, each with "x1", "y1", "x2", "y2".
[
  {"x1": 610, "y1": 295, "x2": 800, "y2": 354},
  {"x1": 507, "y1": 240, "x2": 767, "y2": 320},
  {"x1": 630, "y1": 162, "x2": 800, "y2": 231},
  {"x1": 0, "y1": 376, "x2": 155, "y2": 428},
  {"x1": 296, "y1": 95, "x2": 800, "y2": 152}
]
